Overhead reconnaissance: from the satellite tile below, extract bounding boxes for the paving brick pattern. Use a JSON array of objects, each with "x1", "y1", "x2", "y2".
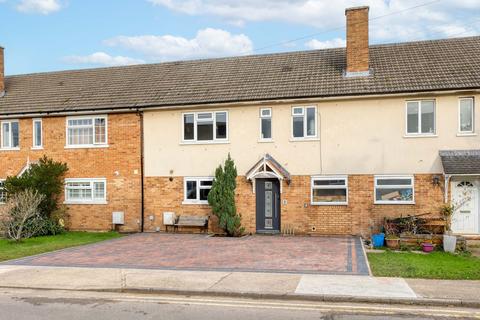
[{"x1": 4, "y1": 234, "x2": 369, "y2": 275}]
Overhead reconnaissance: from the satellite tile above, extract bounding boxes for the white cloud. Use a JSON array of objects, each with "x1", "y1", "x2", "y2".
[
  {"x1": 16, "y1": 0, "x2": 61, "y2": 14},
  {"x1": 64, "y1": 52, "x2": 145, "y2": 67},
  {"x1": 305, "y1": 38, "x2": 345, "y2": 49},
  {"x1": 104, "y1": 28, "x2": 253, "y2": 61},
  {"x1": 148, "y1": 0, "x2": 480, "y2": 43}
]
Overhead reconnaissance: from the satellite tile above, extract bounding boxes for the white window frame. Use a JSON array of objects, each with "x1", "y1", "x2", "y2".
[
  {"x1": 259, "y1": 108, "x2": 273, "y2": 141},
  {"x1": 1, "y1": 120, "x2": 20, "y2": 150},
  {"x1": 311, "y1": 176, "x2": 348, "y2": 206},
  {"x1": 374, "y1": 175, "x2": 415, "y2": 205},
  {"x1": 181, "y1": 111, "x2": 228, "y2": 144},
  {"x1": 458, "y1": 97, "x2": 475, "y2": 134},
  {"x1": 291, "y1": 106, "x2": 318, "y2": 139},
  {"x1": 183, "y1": 177, "x2": 214, "y2": 205},
  {"x1": 65, "y1": 115, "x2": 108, "y2": 148},
  {"x1": 0, "y1": 179, "x2": 6, "y2": 204},
  {"x1": 405, "y1": 100, "x2": 436, "y2": 136},
  {"x1": 64, "y1": 178, "x2": 107, "y2": 204},
  {"x1": 32, "y1": 118, "x2": 43, "y2": 149}
]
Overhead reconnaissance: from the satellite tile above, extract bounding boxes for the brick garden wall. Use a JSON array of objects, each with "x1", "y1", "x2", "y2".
[
  {"x1": 143, "y1": 174, "x2": 444, "y2": 236},
  {"x1": 0, "y1": 113, "x2": 142, "y2": 232}
]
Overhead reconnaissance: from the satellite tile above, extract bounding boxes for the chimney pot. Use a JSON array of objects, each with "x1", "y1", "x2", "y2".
[{"x1": 345, "y1": 6, "x2": 370, "y2": 77}]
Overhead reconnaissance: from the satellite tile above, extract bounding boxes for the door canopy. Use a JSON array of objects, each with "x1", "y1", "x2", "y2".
[{"x1": 246, "y1": 154, "x2": 291, "y2": 185}]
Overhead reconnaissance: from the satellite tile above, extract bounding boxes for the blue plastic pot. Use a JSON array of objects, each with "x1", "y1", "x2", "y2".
[{"x1": 372, "y1": 233, "x2": 385, "y2": 248}]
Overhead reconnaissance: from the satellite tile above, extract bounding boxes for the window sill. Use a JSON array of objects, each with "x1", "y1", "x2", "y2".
[
  {"x1": 311, "y1": 202, "x2": 348, "y2": 206},
  {"x1": 403, "y1": 134, "x2": 437, "y2": 139},
  {"x1": 64, "y1": 201, "x2": 108, "y2": 205},
  {"x1": 258, "y1": 139, "x2": 274, "y2": 143},
  {"x1": 65, "y1": 144, "x2": 109, "y2": 149},
  {"x1": 289, "y1": 137, "x2": 320, "y2": 142},
  {"x1": 182, "y1": 201, "x2": 210, "y2": 205},
  {"x1": 0, "y1": 147, "x2": 20, "y2": 151},
  {"x1": 31, "y1": 147, "x2": 44, "y2": 150},
  {"x1": 180, "y1": 140, "x2": 229, "y2": 145},
  {"x1": 374, "y1": 201, "x2": 415, "y2": 205},
  {"x1": 457, "y1": 133, "x2": 477, "y2": 137}
]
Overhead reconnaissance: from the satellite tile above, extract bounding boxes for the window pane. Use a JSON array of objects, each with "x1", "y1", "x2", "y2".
[
  {"x1": 186, "y1": 181, "x2": 197, "y2": 200},
  {"x1": 215, "y1": 112, "x2": 227, "y2": 139},
  {"x1": 261, "y1": 118, "x2": 272, "y2": 139},
  {"x1": 197, "y1": 113, "x2": 213, "y2": 120},
  {"x1": 314, "y1": 179, "x2": 345, "y2": 186},
  {"x1": 2, "y1": 122, "x2": 10, "y2": 147},
  {"x1": 11, "y1": 122, "x2": 19, "y2": 148},
  {"x1": 93, "y1": 182, "x2": 105, "y2": 199},
  {"x1": 261, "y1": 109, "x2": 271, "y2": 117},
  {"x1": 293, "y1": 107, "x2": 303, "y2": 115},
  {"x1": 376, "y1": 187, "x2": 413, "y2": 202},
  {"x1": 460, "y1": 99, "x2": 473, "y2": 132},
  {"x1": 34, "y1": 121, "x2": 42, "y2": 147},
  {"x1": 407, "y1": 102, "x2": 419, "y2": 134},
  {"x1": 199, "y1": 188, "x2": 210, "y2": 201},
  {"x1": 377, "y1": 178, "x2": 412, "y2": 186},
  {"x1": 313, "y1": 189, "x2": 347, "y2": 203},
  {"x1": 68, "y1": 119, "x2": 94, "y2": 145},
  {"x1": 306, "y1": 107, "x2": 316, "y2": 136},
  {"x1": 184, "y1": 114, "x2": 194, "y2": 140},
  {"x1": 293, "y1": 116, "x2": 304, "y2": 138},
  {"x1": 200, "y1": 180, "x2": 213, "y2": 187},
  {"x1": 421, "y1": 101, "x2": 435, "y2": 134},
  {"x1": 94, "y1": 118, "x2": 106, "y2": 144},
  {"x1": 197, "y1": 122, "x2": 213, "y2": 140}
]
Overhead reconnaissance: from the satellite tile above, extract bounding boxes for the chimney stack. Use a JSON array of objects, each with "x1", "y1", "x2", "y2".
[
  {"x1": 0, "y1": 46, "x2": 4, "y2": 96},
  {"x1": 345, "y1": 6, "x2": 370, "y2": 77}
]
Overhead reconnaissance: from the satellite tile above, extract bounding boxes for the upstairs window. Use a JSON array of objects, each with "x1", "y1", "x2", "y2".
[
  {"x1": 0, "y1": 180, "x2": 6, "y2": 204},
  {"x1": 65, "y1": 178, "x2": 107, "y2": 204},
  {"x1": 459, "y1": 98, "x2": 474, "y2": 134},
  {"x1": 1, "y1": 120, "x2": 19, "y2": 149},
  {"x1": 33, "y1": 119, "x2": 43, "y2": 149},
  {"x1": 184, "y1": 177, "x2": 213, "y2": 204},
  {"x1": 260, "y1": 108, "x2": 272, "y2": 140},
  {"x1": 374, "y1": 176, "x2": 414, "y2": 204},
  {"x1": 311, "y1": 176, "x2": 348, "y2": 205},
  {"x1": 292, "y1": 106, "x2": 317, "y2": 138},
  {"x1": 183, "y1": 111, "x2": 228, "y2": 142},
  {"x1": 66, "y1": 116, "x2": 107, "y2": 147},
  {"x1": 406, "y1": 100, "x2": 435, "y2": 135}
]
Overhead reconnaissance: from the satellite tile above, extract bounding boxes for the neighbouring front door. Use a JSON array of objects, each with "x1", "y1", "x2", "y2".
[
  {"x1": 256, "y1": 179, "x2": 280, "y2": 233},
  {"x1": 452, "y1": 180, "x2": 479, "y2": 234}
]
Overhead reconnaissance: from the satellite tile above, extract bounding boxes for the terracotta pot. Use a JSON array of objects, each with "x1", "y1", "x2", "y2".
[{"x1": 386, "y1": 238, "x2": 400, "y2": 249}]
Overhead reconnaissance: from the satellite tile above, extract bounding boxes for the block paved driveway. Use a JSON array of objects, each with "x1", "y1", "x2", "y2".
[{"x1": 4, "y1": 234, "x2": 370, "y2": 275}]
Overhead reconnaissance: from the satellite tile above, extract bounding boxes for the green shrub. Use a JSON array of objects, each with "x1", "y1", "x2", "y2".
[{"x1": 208, "y1": 154, "x2": 244, "y2": 237}]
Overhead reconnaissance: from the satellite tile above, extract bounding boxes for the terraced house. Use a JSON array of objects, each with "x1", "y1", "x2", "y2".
[{"x1": 1, "y1": 6, "x2": 479, "y2": 237}]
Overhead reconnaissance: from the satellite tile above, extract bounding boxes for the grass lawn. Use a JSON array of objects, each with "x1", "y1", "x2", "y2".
[
  {"x1": 0, "y1": 231, "x2": 121, "y2": 262},
  {"x1": 368, "y1": 251, "x2": 480, "y2": 280}
]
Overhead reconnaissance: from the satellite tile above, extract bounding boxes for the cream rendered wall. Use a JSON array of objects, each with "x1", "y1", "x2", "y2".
[{"x1": 144, "y1": 93, "x2": 479, "y2": 177}]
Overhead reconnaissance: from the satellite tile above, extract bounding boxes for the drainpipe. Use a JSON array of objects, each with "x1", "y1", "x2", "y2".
[{"x1": 139, "y1": 110, "x2": 145, "y2": 232}]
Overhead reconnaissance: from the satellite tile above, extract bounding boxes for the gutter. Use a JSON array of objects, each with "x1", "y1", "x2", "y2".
[{"x1": 139, "y1": 110, "x2": 145, "y2": 233}]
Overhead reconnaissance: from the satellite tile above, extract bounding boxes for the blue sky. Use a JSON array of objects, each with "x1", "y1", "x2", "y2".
[{"x1": 1, "y1": 0, "x2": 479, "y2": 75}]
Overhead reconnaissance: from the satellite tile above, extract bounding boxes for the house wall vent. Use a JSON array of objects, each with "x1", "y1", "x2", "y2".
[{"x1": 112, "y1": 211, "x2": 125, "y2": 225}]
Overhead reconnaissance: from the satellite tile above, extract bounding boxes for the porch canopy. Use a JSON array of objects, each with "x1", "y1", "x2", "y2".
[
  {"x1": 246, "y1": 154, "x2": 291, "y2": 192},
  {"x1": 439, "y1": 150, "x2": 480, "y2": 175}
]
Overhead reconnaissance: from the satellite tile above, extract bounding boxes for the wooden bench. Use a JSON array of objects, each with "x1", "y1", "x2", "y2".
[{"x1": 171, "y1": 215, "x2": 209, "y2": 233}]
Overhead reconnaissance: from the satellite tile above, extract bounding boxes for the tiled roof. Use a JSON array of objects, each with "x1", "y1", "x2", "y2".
[
  {"x1": 439, "y1": 150, "x2": 480, "y2": 175},
  {"x1": 1, "y1": 36, "x2": 480, "y2": 116}
]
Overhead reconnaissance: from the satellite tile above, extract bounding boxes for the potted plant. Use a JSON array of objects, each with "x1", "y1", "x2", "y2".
[
  {"x1": 441, "y1": 204, "x2": 457, "y2": 253},
  {"x1": 384, "y1": 219, "x2": 400, "y2": 249}
]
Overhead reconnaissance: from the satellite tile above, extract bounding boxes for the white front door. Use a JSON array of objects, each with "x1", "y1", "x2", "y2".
[{"x1": 451, "y1": 180, "x2": 479, "y2": 234}]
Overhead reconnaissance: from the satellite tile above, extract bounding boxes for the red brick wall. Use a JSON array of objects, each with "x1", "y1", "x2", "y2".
[
  {"x1": 0, "y1": 113, "x2": 142, "y2": 232},
  {"x1": 143, "y1": 174, "x2": 444, "y2": 236}
]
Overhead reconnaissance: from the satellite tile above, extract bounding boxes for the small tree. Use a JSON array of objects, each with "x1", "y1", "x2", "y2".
[
  {"x1": 5, "y1": 155, "x2": 68, "y2": 219},
  {"x1": 208, "y1": 154, "x2": 244, "y2": 237},
  {"x1": 0, "y1": 189, "x2": 45, "y2": 241}
]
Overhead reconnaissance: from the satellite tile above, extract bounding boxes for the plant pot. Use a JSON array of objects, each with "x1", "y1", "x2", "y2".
[
  {"x1": 371, "y1": 233, "x2": 385, "y2": 248},
  {"x1": 443, "y1": 234, "x2": 457, "y2": 253},
  {"x1": 385, "y1": 238, "x2": 400, "y2": 250},
  {"x1": 421, "y1": 242, "x2": 434, "y2": 253}
]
